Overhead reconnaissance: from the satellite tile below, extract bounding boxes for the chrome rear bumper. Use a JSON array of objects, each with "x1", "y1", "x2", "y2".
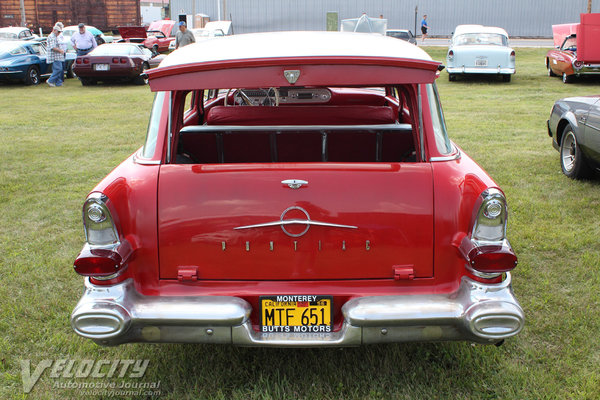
[{"x1": 71, "y1": 274, "x2": 524, "y2": 346}]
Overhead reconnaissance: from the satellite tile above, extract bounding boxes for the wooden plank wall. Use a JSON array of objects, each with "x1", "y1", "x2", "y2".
[{"x1": 0, "y1": 0, "x2": 140, "y2": 33}]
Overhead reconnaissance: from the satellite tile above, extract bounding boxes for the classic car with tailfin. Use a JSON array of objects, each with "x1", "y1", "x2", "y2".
[
  {"x1": 546, "y1": 13, "x2": 600, "y2": 83},
  {"x1": 70, "y1": 31, "x2": 524, "y2": 347}
]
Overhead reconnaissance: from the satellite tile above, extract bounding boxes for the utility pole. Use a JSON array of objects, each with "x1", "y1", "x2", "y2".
[
  {"x1": 19, "y1": 0, "x2": 26, "y2": 26},
  {"x1": 414, "y1": 5, "x2": 418, "y2": 38}
]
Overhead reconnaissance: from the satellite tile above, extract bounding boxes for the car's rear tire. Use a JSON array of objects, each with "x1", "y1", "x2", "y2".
[
  {"x1": 66, "y1": 61, "x2": 76, "y2": 79},
  {"x1": 133, "y1": 62, "x2": 150, "y2": 85},
  {"x1": 562, "y1": 72, "x2": 574, "y2": 84},
  {"x1": 24, "y1": 66, "x2": 40, "y2": 85},
  {"x1": 448, "y1": 73, "x2": 456, "y2": 81},
  {"x1": 560, "y1": 125, "x2": 591, "y2": 179},
  {"x1": 80, "y1": 77, "x2": 97, "y2": 86},
  {"x1": 502, "y1": 74, "x2": 511, "y2": 82}
]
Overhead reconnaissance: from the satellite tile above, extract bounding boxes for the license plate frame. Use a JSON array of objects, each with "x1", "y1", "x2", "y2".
[
  {"x1": 94, "y1": 64, "x2": 110, "y2": 71},
  {"x1": 259, "y1": 295, "x2": 333, "y2": 333},
  {"x1": 475, "y1": 58, "x2": 488, "y2": 67}
]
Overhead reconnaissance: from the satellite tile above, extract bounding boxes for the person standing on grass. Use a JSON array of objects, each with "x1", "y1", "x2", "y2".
[
  {"x1": 421, "y1": 14, "x2": 428, "y2": 43},
  {"x1": 175, "y1": 21, "x2": 195, "y2": 49},
  {"x1": 71, "y1": 23, "x2": 97, "y2": 56},
  {"x1": 46, "y1": 24, "x2": 65, "y2": 87}
]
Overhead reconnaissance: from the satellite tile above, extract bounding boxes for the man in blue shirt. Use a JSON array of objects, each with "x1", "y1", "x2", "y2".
[
  {"x1": 421, "y1": 15, "x2": 428, "y2": 43},
  {"x1": 71, "y1": 23, "x2": 97, "y2": 56},
  {"x1": 46, "y1": 24, "x2": 65, "y2": 87}
]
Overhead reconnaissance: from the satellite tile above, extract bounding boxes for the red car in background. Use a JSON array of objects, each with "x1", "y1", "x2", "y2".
[
  {"x1": 73, "y1": 43, "x2": 164, "y2": 85},
  {"x1": 546, "y1": 13, "x2": 600, "y2": 83},
  {"x1": 118, "y1": 21, "x2": 175, "y2": 54},
  {"x1": 70, "y1": 32, "x2": 523, "y2": 347}
]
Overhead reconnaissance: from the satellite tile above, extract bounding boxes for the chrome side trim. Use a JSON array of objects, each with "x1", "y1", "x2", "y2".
[
  {"x1": 133, "y1": 151, "x2": 161, "y2": 165},
  {"x1": 430, "y1": 148, "x2": 461, "y2": 162}
]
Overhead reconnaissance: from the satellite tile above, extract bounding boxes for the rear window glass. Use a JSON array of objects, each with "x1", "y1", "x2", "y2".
[
  {"x1": 425, "y1": 83, "x2": 452, "y2": 155},
  {"x1": 142, "y1": 91, "x2": 166, "y2": 158}
]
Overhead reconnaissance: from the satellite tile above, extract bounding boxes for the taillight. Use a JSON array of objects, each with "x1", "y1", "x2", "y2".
[
  {"x1": 510, "y1": 50, "x2": 515, "y2": 62},
  {"x1": 448, "y1": 50, "x2": 454, "y2": 61},
  {"x1": 83, "y1": 58, "x2": 90, "y2": 64},
  {"x1": 74, "y1": 245, "x2": 122, "y2": 277},
  {"x1": 573, "y1": 60, "x2": 583, "y2": 70},
  {"x1": 83, "y1": 193, "x2": 119, "y2": 247},
  {"x1": 112, "y1": 57, "x2": 119, "y2": 63},
  {"x1": 76, "y1": 58, "x2": 82, "y2": 64},
  {"x1": 459, "y1": 238, "x2": 517, "y2": 274},
  {"x1": 120, "y1": 57, "x2": 128, "y2": 63},
  {"x1": 459, "y1": 188, "x2": 517, "y2": 277}
]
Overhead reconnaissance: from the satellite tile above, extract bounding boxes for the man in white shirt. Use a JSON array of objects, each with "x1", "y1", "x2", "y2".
[{"x1": 71, "y1": 23, "x2": 97, "y2": 56}]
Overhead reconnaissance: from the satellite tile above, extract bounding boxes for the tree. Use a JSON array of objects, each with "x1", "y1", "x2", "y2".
[{"x1": 588, "y1": 0, "x2": 593, "y2": 13}]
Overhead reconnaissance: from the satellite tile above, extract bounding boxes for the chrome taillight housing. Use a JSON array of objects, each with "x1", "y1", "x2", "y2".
[
  {"x1": 459, "y1": 188, "x2": 517, "y2": 277},
  {"x1": 75, "y1": 193, "x2": 128, "y2": 279},
  {"x1": 510, "y1": 50, "x2": 515, "y2": 63},
  {"x1": 83, "y1": 193, "x2": 119, "y2": 247},
  {"x1": 448, "y1": 50, "x2": 454, "y2": 61},
  {"x1": 573, "y1": 60, "x2": 583, "y2": 70},
  {"x1": 472, "y1": 189, "x2": 507, "y2": 243}
]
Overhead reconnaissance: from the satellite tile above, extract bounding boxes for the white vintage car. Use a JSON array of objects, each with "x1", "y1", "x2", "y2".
[{"x1": 446, "y1": 25, "x2": 515, "y2": 82}]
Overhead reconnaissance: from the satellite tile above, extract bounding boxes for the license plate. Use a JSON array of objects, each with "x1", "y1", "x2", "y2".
[
  {"x1": 94, "y1": 64, "x2": 109, "y2": 71},
  {"x1": 260, "y1": 295, "x2": 333, "y2": 333},
  {"x1": 475, "y1": 58, "x2": 488, "y2": 66}
]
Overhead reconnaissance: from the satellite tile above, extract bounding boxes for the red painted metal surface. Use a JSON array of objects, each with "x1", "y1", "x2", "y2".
[
  {"x1": 78, "y1": 47, "x2": 510, "y2": 328},
  {"x1": 157, "y1": 163, "x2": 434, "y2": 280},
  {"x1": 578, "y1": 13, "x2": 600, "y2": 63}
]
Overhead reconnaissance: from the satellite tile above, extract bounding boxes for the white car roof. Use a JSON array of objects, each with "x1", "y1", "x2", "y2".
[
  {"x1": 453, "y1": 25, "x2": 509, "y2": 37},
  {"x1": 0, "y1": 27, "x2": 29, "y2": 34},
  {"x1": 162, "y1": 31, "x2": 431, "y2": 69}
]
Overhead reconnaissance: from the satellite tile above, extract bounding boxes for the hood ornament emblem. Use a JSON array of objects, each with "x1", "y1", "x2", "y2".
[
  {"x1": 234, "y1": 206, "x2": 357, "y2": 238},
  {"x1": 282, "y1": 179, "x2": 307, "y2": 189},
  {"x1": 284, "y1": 70, "x2": 300, "y2": 84}
]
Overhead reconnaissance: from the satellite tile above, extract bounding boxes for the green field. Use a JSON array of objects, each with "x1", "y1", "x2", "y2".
[{"x1": 1, "y1": 47, "x2": 599, "y2": 399}]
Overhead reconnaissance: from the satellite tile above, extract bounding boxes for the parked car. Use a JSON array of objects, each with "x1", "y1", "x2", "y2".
[
  {"x1": 0, "y1": 40, "x2": 75, "y2": 85},
  {"x1": 73, "y1": 42, "x2": 164, "y2": 85},
  {"x1": 148, "y1": 19, "x2": 177, "y2": 38},
  {"x1": 70, "y1": 31, "x2": 524, "y2": 347},
  {"x1": 446, "y1": 25, "x2": 515, "y2": 82},
  {"x1": 62, "y1": 25, "x2": 114, "y2": 52},
  {"x1": 0, "y1": 27, "x2": 37, "y2": 41},
  {"x1": 118, "y1": 26, "x2": 172, "y2": 54},
  {"x1": 546, "y1": 14, "x2": 600, "y2": 84},
  {"x1": 547, "y1": 95, "x2": 600, "y2": 179},
  {"x1": 386, "y1": 29, "x2": 416, "y2": 45},
  {"x1": 168, "y1": 27, "x2": 226, "y2": 51}
]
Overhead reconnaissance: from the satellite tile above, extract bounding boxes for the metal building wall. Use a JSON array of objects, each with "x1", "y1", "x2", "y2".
[{"x1": 170, "y1": 0, "x2": 600, "y2": 37}]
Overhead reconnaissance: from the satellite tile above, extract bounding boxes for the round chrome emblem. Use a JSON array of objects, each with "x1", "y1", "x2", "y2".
[{"x1": 280, "y1": 206, "x2": 310, "y2": 237}]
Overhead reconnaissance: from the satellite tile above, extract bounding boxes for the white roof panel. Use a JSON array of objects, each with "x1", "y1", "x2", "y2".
[{"x1": 159, "y1": 31, "x2": 432, "y2": 69}]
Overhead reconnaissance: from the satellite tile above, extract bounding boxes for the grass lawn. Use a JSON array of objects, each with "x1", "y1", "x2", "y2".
[{"x1": 1, "y1": 47, "x2": 599, "y2": 399}]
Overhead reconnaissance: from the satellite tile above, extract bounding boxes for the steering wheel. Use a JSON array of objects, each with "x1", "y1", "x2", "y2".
[{"x1": 224, "y1": 88, "x2": 280, "y2": 106}]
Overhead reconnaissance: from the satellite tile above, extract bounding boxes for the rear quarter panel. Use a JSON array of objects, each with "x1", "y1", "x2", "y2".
[{"x1": 431, "y1": 150, "x2": 499, "y2": 291}]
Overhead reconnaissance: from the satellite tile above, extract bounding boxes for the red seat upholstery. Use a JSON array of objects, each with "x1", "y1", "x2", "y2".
[{"x1": 205, "y1": 105, "x2": 396, "y2": 126}]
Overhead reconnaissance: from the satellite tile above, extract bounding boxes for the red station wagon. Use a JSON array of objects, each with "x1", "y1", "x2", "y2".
[{"x1": 70, "y1": 31, "x2": 524, "y2": 346}]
